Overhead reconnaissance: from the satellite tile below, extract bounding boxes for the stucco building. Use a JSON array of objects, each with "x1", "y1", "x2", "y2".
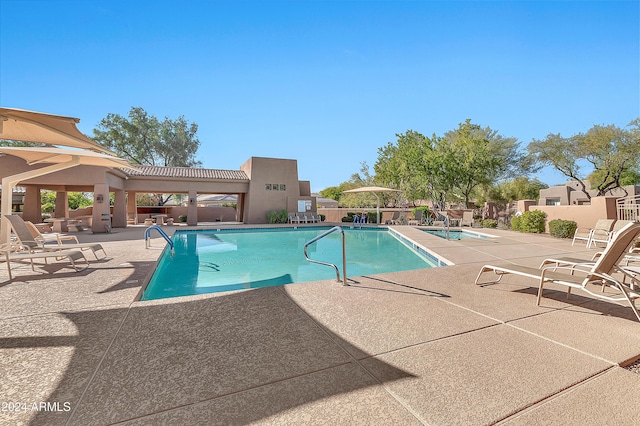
[
  {"x1": 538, "y1": 180, "x2": 640, "y2": 206},
  {"x1": 0, "y1": 154, "x2": 316, "y2": 231}
]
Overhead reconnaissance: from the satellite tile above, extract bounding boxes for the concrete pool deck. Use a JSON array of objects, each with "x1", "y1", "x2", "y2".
[{"x1": 1, "y1": 223, "x2": 640, "y2": 425}]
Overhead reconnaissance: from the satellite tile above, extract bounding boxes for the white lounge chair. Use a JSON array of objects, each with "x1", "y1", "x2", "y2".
[
  {"x1": 571, "y1": 218, "x2": 615, "y2": 247},
  {"x1": 4, "y1": 215, "x2": 107, "y2": 260},
  {"x1": 1, "y1": 243, "x2": 88, "y2": 280},
  {"x1": 288, "y1": 213, "x2": 301, "y2": 224},
  {"x1": 24, "y1": 220, "x2": 80, "y2": 245},
  {"x1": 460, "y1": 211, "x2": 474, "y2": 227},
  {"x1": 475, "y1": 222, "x2": 640, "y2": 321}
]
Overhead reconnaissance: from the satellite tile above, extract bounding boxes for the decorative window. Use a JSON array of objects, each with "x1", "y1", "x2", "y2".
[
  {"x1": 265, "y1": 184, "x2": 272, "y2": 190},
  {"x1": 280, "y1": 184, "x2": 286, "y2": 191},
  {"x1": 272, "y1": 183, "x2": 279, "y2": 191}
]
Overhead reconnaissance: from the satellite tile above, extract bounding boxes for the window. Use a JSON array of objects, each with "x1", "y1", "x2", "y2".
[{"x1": 545, "y1": 198, "x2": 561, "y2": 206}]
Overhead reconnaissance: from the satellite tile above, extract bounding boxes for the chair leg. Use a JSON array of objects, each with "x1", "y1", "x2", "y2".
[{"x1": 537, "y1": 279, "x2": 545, "y2": 305}]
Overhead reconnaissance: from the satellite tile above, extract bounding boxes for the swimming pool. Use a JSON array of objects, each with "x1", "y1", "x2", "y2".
[
  {"x1": 422, "y1": 229, "x2": 490, "y2": 240},
  {"x1": 142, "y1": 227, "x2": 441, "y2": 300}
]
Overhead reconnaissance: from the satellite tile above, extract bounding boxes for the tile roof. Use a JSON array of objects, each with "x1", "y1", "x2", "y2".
[{"x1": 121, "y1": 165, "x2": 248, "y2": 180}]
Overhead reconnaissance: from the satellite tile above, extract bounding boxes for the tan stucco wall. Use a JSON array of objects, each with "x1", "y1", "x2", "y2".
[
  {"x1": 241, "y1": 157, "x2": 312, "y2": 224},
  {"x1": 530, "y1": 196, "x2": 618, "y2": 232}
]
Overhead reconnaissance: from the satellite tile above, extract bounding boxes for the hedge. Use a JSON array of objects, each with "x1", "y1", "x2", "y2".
[{"x1": 548, "y1": 219, "x2": 577, "y2": 239}]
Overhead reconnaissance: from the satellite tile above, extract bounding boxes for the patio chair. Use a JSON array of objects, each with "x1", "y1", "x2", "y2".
[
  {"x1": 385, "y1": 211, "x2": 400, "y2": 225},
  {"x1": 408, "y1": 210, "x2": 424, "y2": 226},
  {"x1": 1, "y1": 242, "x2": 88, "y2": 280},
  {"x1": 475, "y1": 222, "x2": 640, "y2": 321},
  {"x1": 460, "y1": 211, "x2": 473, "y2": 227},
  {"x1": 571, "y1": 218, "x2": 615, "y2": 247},
  {"x1": 4, "y1": 214, "x2": 107, "y2": 260},
  {"x1": 24, "y1": 220, "x2": 80, "y2": 245},
  {"x1": 288, "y1": 213, "x2": 301, "y2": 224}
]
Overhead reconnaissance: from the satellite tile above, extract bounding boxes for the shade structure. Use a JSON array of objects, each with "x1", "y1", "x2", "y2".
[
  {"x1": 342, "y1": 186, "x2": 402, "y2": 224},
  {"x1": 0, "y1": 147, "x2": 133, "y2": 243},
  {"x1": 0, "y1": 107, "x2": 114, "y2": 155}
]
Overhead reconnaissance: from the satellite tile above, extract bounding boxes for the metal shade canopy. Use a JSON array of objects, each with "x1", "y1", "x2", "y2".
[
  {"x1": 343, "y1": 186, "x2": 402, "y2": 224},
  {"x1": 0, "y1": 107, "x2": 114, "y2": 155},
  {"x1": 0, "y1": 147, "x2": 133, "y2": 243}
]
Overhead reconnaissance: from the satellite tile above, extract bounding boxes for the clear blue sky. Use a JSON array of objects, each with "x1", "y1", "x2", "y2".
[{"x1": 1, "y1": 0, "x2": 638, "y2": 192}]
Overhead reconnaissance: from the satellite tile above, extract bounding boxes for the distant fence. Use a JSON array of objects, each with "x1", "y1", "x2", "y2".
[{"x1": 617, "y1": 195, "x2": 640, "y2": 222}]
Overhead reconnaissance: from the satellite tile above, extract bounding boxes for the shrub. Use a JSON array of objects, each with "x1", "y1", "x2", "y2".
[
  {"x1": 267, "y1": 209, "x2": 288, "y2": 224},
  {"x1": 366, "y1": 211, "x2": 377, "y2": 223},
  {"x1": 548, "y1": 219, "x2": 577, "y2": 239},
  {"x1": 511, "y1": 215, "x2": 521, "y2": 231},
  {"x1": 517, "y1": 210, "x2": 547, "y2": 233},
  {"x1": 412, "y1": 206, "x2": 430, "y2": 216},
  {"x1": 318, "y1": 214, "x2": 325, "y2": 222},
  {"x1": 482, "y1": 219, "x2": 498, "y2": 228},
  {"x1": 342, "y1": 212, "x2": 355, "y2": 222},
  {"x1": 178, "y1": 214, "x2": 187, "y2": 223}
]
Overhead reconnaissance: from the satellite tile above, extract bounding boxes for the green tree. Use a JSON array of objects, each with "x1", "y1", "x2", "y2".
[
  {"x1": 93, "y1": 107, "x2": 202, "y2": 167},
  {"x1": 475, "y1": 178, "x2": 548, "y2": 205},
  {"x1": 374, "y1": 121, "x2": 528, "y2": 209},
  {"x1": 67, "y1": 192, "x2": 93, "y2": 210},
  {"x1": 443, "y1": 119, "x2": 529, "y2": 206},
  {"x1": 93, "y1": 107, "x2": 202, "y2": 205},
  {"x1": 319, "y1": 186, "x2": 343, "y2": 202},
  {"x1": 528, "y1": 119, "x2": 640, "y2": 199}
]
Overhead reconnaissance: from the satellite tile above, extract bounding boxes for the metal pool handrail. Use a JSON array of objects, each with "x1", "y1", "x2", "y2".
[
  {"x1": 145, "y1": 225, "x2": 175, "y2": 256},
  {"x1": 303, "y1": 226, "x2": 347, "y2": 285}
]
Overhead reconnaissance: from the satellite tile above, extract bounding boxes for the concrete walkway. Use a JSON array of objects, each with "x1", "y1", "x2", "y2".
[{"x1": 1, "y1": 224, "x2": 639, "y2": 425}]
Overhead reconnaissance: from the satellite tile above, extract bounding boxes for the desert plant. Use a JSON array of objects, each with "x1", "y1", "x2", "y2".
[
  {"x1": 178, "y1": 214, "x2": 187, "y2": 223},
  {"x1": 517, "y1": 210, "x2": 547, "y2": 233},
  {"x1": 511, "y1": 215, "x2": 521, "y2": 231},
  {"x1": 267, "y1": 209, "x2": 289, "y2": 224},
  {"x1": 482, "y1": 219, "x2": 498, "y2": 228},
  {"x1": 267, "y1": 209, "x2": 289, "y2": 223},
  {"x1": 548, "y1": 219, "x2": 577, "y2": 239}
]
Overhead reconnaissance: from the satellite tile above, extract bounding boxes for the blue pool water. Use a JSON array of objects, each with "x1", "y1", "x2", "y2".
[
  {"x1": 142, "y1": 227, "x2": 440, "y2": 300},
  {"x1": 422, "y1": 229, "x2": 489, "y2": 240}
]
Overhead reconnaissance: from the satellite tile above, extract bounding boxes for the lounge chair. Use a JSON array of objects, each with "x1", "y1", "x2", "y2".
[
  {"x1": 385, "y1": 211, "x2": 400, "y2": 225},
  {"x1": 1, "y1": 243, "x2": 88, "y2": 280},
  {"x1": 475, "y1": 222, "x2": 640, "y2": 321},
  {"x1": 571, "y1": 218, "x2": 615, "y2": 247},
  {"x1": 392, "y1": 214, "x2": 407, "y2": 225},
  {"x1": 409, "y1": 210, "x2": 423, "y2": 226},
  {"x1": 288, "y1": 213, "x2": 301, "y2": 224},
  {"x1": 460, "y1": 211, "x2": 473, "y2": 227},
  {"x1": 24, "y1": 220, "x2": 80, "y2": 245},
  {"x1": 597, "y1": 220, "x2": 634, "y2": 248},
  {"x1": 4, "y1": 215, "x2": 107, "y2": 260}
]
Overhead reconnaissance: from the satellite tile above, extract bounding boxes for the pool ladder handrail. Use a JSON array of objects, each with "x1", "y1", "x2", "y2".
[
  {"x1": 145, "y1": 225, "x2": 175, "y2": 256},
  {"x1": 303, "y1": 226, "x2": 347, "y2": 285}
]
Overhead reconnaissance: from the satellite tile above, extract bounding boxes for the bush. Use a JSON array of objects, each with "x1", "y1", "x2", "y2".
[
  {"x1": 548, "y1": 219, "x2": 577, "y2": 238},
  {"x1": 178, "y1": 214, "x2": 187, "y2": 223},
  {"x1": 318, "y1": 214, "x2": 325, "y2": 222},
  {"x1": 412, "y1": 206, "x2": 430, "y2": 216},
  {"x1": 341, "y1": 212, "x2": 355, "y2": 222},
  {"x1": 511, "y1": 215, "x2": 521, "y2": 231},
  {"x1": 516, "y1": 210, "x2": 547, "y2": 233},
  {"x1": 366, "y1": 211, "x2": 377, "y2": 223},
  {"x1": 267, "y1": 209, "x2": 289, "y2": 224},
  {"x1": 482, "y1": 219, "x2": 498, "y2": 228}
]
